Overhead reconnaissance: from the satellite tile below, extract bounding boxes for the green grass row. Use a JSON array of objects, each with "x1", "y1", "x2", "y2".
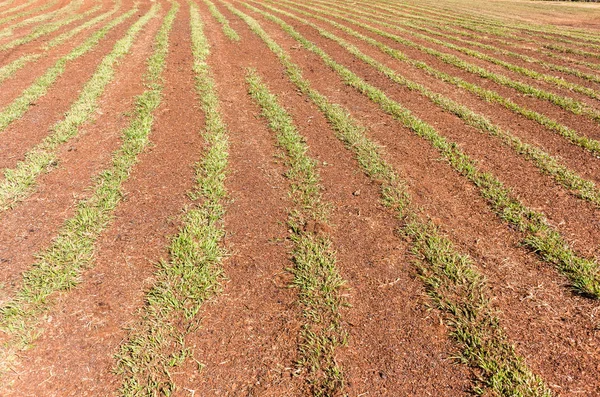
[
  {"x1": 375, "y1": 0, "x2": 600, "y2": 49},
  {"x1": 115, "y1": 3, "x2": 231, "y2": 395},
  {"x1": 364, "y1": 7, "x2": 600, "y2": 87},
  {"x1": 368, "y1": 0, "x2": 600, "y2": 64},
  {"x1": 0, "y1": 2, "x2": 99, "y2": 53},
  {"x1": 0, "y1": 6, "x2": 144, "y2": 214},
  {"x1": 0, "y1": 1, "x2": 121, "y2": 86},
  {"x1": 0, "y1": 0, "x2": 83, "y2": 39},
  {"x1": 308, "y1": 0, "x2": 600, "y2": 123},
  {"x1": 406, "y1": 0, "x2": 600, "y2": 45},
  {"x1": 0, "y1": 1, "x2": 163, "y2": 381},
  {"x1": 247, "y1": 68, "x2": 347, "y2": 396},
  {"x1": 0, "y1": 0, "x2": 58, "y2": 27},
  {"x1": 202, "y1": 0, "x2": 239, "y2": 41},
  {"x1": 42, "y1": 0, "x2": 124, "y2": 50},
  {"x1": 260, "y1": 3, "x2": 600, "y2": 209},
  {"x1": 0, "y1": 5, "x2": 138, "y2": 134},
  {"x1": 0, "y1": 0, "x2": 38, "y2": 19},
  {"x1": 226, "y1": 3, "x2": 552, "y2": 394},
  {"x1": 242, "y1": 1, "x2": 600, "y2": 298},
  {"x1": 0, "y1": 53, "x2": 41, "y2": 86},
  {"x1": 289, "y1": 1, "x2": 600, "y2": 158}
]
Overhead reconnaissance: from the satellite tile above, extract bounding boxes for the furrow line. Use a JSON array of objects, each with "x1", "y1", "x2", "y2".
[
  {"x1": 246, "y1": 68, "x2": 348, "y2": 396},
  {"x1": 288, "y1": 1, "x2": 600, "y2": 157},
  {"x1": 0, "y1": 5, "x2": 139, "y2": 134},
  {"x1": 202, "y1": 0, "x2": 239, "y2": 41},
  {"x1": 0, "y1": 5, "x2": 143, "y2": 214},
  {"x1": 0, "y1": 0, "x2": 84, "y2": 39},
  {"x1": 114, "y1": 2, "x2": 230, "y2": 395},
  {"x1": 256, "y1": 4, "x2": 600, "y2": 211},
  {"x1": 0, "y1": 1, "x2": 100, "y2": 53},
  {"x1": 0, "y1": 0, "x2": 59, "y2": 28},
  {"x1": 306, "y1": 0, "x2": 600, "y2": 120}
]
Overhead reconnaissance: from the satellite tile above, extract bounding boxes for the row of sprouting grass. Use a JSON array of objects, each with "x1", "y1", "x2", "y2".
[
  {"x1": 361, "y1": 5, "x2": 600, "y2": 87},
  {"x1": 0, "y1": 1, "x2": 164, "y2": 380},
  {"x1": 346, "y1": 0, "x2": 600, "y2": 76},
  {"x1": 0, "y1": 0, "x2": 35, "y2": 17},
  {"x1": 0, "y1": 1, "x2": 99, "y2": 53},
  {"x1": 0, "y1": 0, "x2": 83, "y2": 39},
  {"x1": 246, "y1": 68, "x2": 348, "y2": 396},
  {"x1": 258, "y1": 2, "x2": 600, "y2": 208},
  {"x1": 0, "y1": 0, "x2": 124, "y2": 86},
  {"x1": 361, "y1": 0, "x2": 600, "y2": 73},
  {"x1": 202, "y1": 0, "x2": 239, "y2": 41},
  {"x1": 306, "y1": 0, "x2": 600, "y2": 124},
  {"x1": 376, "y1": 0, "x2": 600, "y2": 48},
  {"x1": 115, "y1": 2, "x2": 231, "y2": 395},
  {"x1": 0, "y1": 3, "x2": 138, "y2": 132},
  {"x1": 367, "y1": 0, "x2": 600, "y2": 64},
  {"x1": 0, "y1": 5, "x2": 142, "y2": 214},
  {"x1": 0, "y1": 0, "x2": 58, "y2": 27},
  {"x1": 288, "y1": 0, "x2": 600, "y2": 158},
  {"x1": 223, "y1": 2, "x2": 553, "y2": 394},
  {"x1": 241, "y1": 1, "x2": 600, "y2": 299}
]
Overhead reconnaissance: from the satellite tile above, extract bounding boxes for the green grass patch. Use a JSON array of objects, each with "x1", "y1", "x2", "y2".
[
  {"x1": 114, "y1": 3, "x2": 230, "y2": 395},
  {"x1": 228, "y1": 4, "x2": 552, "y2": 395},
  {"x1": 246, "y1": 68, "x2": 347, "y2": 396},
  {"x1": 0, "y1": 1, "x2": 165, "y2": 380}
]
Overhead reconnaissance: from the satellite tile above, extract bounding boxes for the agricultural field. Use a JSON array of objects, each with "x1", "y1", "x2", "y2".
[{"x1": 0, "y1": 0, "x2": 600, "y2": 395}]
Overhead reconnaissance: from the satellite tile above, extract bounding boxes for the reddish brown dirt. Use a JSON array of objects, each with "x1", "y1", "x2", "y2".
[{"x1": 2, "y1": 0, "x2": 600, "y2": 396}]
